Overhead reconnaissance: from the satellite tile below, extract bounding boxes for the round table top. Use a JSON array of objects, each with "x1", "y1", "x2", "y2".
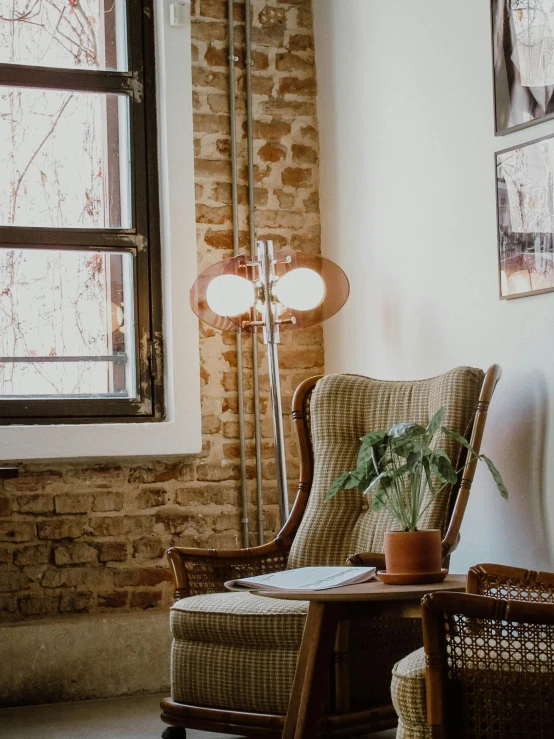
[{"x1": 252, "y1": 574, "x2": 466, "y2": 602}]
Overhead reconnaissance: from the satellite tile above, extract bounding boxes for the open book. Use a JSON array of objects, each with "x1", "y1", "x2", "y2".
[{"x1": 224, "y1": 566, "x2": 377, "y2": 592}]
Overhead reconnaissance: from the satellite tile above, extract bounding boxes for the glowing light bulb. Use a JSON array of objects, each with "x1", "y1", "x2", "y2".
[
  {"x1": 273, "y1": 268, "x2": 325, "y2": 311},
  {"x1": 206, "y1": 274, "x2": 255, "y2": 316}
]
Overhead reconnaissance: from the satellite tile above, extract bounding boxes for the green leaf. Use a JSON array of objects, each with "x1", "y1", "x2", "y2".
[
  {"x1": 481, "y1": 455, "x2": 509, "y2": 500},
  {"x1": 351, "y1": 461, "x2": 379, "y2": 492},
  {"x1": 360, "y1": 430, "x2": 388, "y2": 447},
  {"x1": 393, "y1": 439, "x2": 427, "y2": 457},
  {"x1": 429, "y1": 465, "x2": 453, "y2": 485},
  {"x1": 363, "y1": 471, "x2": 392, "y2": 495},
  {"x1": 419, "y1": 443, "x2": 435, "y2": 458},
  {"x1": 343, "y1": 476, "x2": 363, "y2": 490},
  {"x1": 406, "y1": 452, "x2": 421, "y2": 471},
  {"x1": 430, "y1": 449, "x2": 457, "y2": 485},
  {"x1": 371, "y1": 445, "x2": 381, "y2": 475},
  {"x1": 325, "y1": 471, "x2": 351, "y2": 501},
  {"x1": 422, "y1": 456, "x2": 436, "y2": 497},
  {"x1": 393, "y1": 463, "x2": 410, "y2": 478},
  {"x1": 426, "y1": 406, "x2": 445, "y2": 438},
  {"x1": 441, "y1": 426, "x2": 479, "y2": 457},
  {"x1": 389, "y1": 437, "x2": 411, "y2": 456},
  {"x1": 389, "y1": 422, "x2": 427, "y2": 440},
  {"x1": 431, "y1": 461, "x2": 458, "y2": 485},
  {"x1": 371, "y1": 485, "x2": 388, "y2": 511},
  {"x1": 356, "y1": 443, "x2": 373, "y2": 468}
]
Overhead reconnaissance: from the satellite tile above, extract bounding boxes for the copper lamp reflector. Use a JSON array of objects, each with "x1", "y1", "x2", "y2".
[{"x1": 190, "y1": 250, "x2": 349, "y2": 333}]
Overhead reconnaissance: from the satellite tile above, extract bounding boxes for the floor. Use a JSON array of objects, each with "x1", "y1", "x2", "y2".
[{"x1": 0, "y1": 692, "x2": 397, "y2": 738}]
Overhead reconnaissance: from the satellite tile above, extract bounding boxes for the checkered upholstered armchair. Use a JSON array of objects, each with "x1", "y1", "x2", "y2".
[
  {"x1": 161, "y1": 366, "x2": 500, "y2": 738},
  {"x1": 392, "y1": 564, "x2": 554, "y2": 739}
]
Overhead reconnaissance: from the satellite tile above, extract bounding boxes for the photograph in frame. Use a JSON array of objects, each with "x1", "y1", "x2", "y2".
[
  {"x1": 496, "y1": 133, "x2": 554, "y2": 299},
  {"x1": 492, "y1": 0, "x2": 554, "y2": 134}
]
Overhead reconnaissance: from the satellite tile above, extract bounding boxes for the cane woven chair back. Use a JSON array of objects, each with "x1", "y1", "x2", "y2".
[
  {"x1": 288, "y1": 367, "x2": 485, "y2": 569},
  {"x1": 468, "y1": 562, "x2": 554, "y2": 601},
  {"x1": 423, "y1": 576, "x2": 554, "y2": 739}
]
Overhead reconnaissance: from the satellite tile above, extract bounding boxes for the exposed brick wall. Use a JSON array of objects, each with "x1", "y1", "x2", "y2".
[{"x1": 0, "y1": 0, "x2": 323, "y2": 621}]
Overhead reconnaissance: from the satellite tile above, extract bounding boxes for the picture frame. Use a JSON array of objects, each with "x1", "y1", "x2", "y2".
[
  {"x1": 496, "y1": 132, "x2": 554, "y2": 299},
  {"x1": 491, "y1": 0, "x2": 554, "y2": 135}
]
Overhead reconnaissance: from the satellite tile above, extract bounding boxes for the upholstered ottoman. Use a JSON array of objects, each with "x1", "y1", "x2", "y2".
[{"x1": 391, "y1": 648, "x2": 430, "y2": 739}]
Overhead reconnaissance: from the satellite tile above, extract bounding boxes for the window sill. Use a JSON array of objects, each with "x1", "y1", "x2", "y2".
[{"x1": 0, "y1": 415, "x2": 201, "y2": 463}]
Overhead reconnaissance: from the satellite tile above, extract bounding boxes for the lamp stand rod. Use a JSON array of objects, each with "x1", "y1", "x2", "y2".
[
  {"x1": 228, "y1": 0, "x2": 249, "y2": 547},
  {"x1": 257, "y1": 240, "x2": 289, "y2": 526},
  {"x1": 244, "y1": 0, "x2": 265, "y2": 546},
  {"x1": 267, "y1": 340, "x2": 289, "y2": 526}
]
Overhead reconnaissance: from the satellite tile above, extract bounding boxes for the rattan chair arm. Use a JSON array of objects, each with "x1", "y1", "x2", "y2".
[
  {"x1": 423, "y1": 590, "x2": 554, "y2": 624},
  {"x1": 346, "y1": 552, "x2": 386, "y2": 568},
  {"x1": 167, "y1": 539, "x2": 292, "y2": 598},
  {"x1": 168, "y1": 538, "x2": 288, "y2": 561}
]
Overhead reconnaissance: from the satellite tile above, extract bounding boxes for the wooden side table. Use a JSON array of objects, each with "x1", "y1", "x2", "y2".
[{"x1": 253, "y1": 574, "x2": 466, "y2": 739}]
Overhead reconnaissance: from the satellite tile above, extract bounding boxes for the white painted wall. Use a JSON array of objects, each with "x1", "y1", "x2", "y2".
[{"x1": 314, "y1": 0, "x2": 554, "y2": 572}]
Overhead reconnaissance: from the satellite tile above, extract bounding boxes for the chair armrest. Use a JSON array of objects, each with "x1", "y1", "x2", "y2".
[
  {"x1": 167, "y1": 540, "x2": 292, "y2": 599},
  {"x1": 467, "y1": 563, "x2": 554, "y2": 599},
  {"x1": 346, "y1": 552, "x2": 386, "y2": 569},
  {"x1": 424, "y1": 590, "x2": 554, "y2": 624},
  {"x1": 441, "y1": 532, "x2": 460, "y2": 560}
]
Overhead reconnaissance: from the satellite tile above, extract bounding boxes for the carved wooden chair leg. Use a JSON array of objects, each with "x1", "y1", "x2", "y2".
[{"x1": 161, "y1": 727, "x2": 186, "y2": 739}]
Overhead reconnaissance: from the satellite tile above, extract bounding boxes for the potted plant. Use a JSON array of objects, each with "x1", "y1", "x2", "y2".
[{"x1": 326, "y1": 407, "x2": 508, "y2": 584}]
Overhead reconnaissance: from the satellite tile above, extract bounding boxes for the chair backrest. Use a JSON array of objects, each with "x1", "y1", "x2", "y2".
[
  {"x1": 423, "y1": 588, "x2": 554, "y2": 739},
  {"x1": 287, "y1": 367, "x2": 487, "y2": 569},
  {"x1": 468, "y1": 562, "x2": 554, "y2": 600}
]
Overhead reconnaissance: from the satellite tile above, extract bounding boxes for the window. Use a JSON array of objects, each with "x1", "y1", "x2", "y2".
[{"x1": 0, "y1": 0, "x2": 163, "y2": 424}]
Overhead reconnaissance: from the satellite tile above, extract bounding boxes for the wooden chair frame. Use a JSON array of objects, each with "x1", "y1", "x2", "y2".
[
  {"x1": 423, "y1": 564, "x2": 554, "y2": 738},
  {"x1": 161, "y1": 365, "x2": 502, "y2": 738}
]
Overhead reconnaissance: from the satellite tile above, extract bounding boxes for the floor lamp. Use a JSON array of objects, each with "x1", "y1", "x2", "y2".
[{"x1": 190, "y1": 240, "x2": 349, "y2": 526}]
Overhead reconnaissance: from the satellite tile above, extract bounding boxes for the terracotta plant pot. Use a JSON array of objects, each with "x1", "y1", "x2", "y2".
[{"x1": 382, "y1": 529, "x2": 443, "y2": 585}]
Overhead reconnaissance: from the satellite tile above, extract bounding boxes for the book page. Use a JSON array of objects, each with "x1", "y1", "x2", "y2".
[{"x1": 224, "y1": 566, "x2": 376, "y2": 592}]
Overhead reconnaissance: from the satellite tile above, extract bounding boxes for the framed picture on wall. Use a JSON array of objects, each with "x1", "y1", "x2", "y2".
[
  {"x1": 492, "y1": 0, "x2": 554, "y2": 135},
  {"x1": 496, "y1": 133, "x2": 554, "y2": 299}
]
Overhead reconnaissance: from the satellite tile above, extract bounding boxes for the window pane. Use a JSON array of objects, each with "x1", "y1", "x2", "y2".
[
  {"x1": 0, "y1": 248, "x2": 136, "y2": 398},
  {"x1": 0, "y1": 86, "x2": 131, "y2": 228},
  {"x1": 0, "y1": 0, "x2": 128, "y2": 71}
]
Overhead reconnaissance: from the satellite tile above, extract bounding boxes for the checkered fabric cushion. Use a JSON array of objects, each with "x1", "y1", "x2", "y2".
[
  {"x1": 392, "y1": 647, "x2": 430, "y2": 739},
  {"x1": 170, "y1": 592, "x2": 308, "y2": 714},
  {"x1": 287, "y1": 368, "x2": 484, "y2": 569}
]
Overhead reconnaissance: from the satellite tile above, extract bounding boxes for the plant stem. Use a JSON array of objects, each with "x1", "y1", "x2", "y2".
[{"x1": 388, "y1": 440, "x2": 410, "y2": 529}]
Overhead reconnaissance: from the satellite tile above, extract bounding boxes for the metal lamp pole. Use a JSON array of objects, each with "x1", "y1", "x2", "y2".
[{"x1": 256, "y1": 240, "x2": 289, "y2": 525}]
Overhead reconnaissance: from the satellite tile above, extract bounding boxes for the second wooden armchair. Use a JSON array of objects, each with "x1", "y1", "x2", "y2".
[
  {"x1": 162, "y1": 365, "x2": 500, "y2": 738},
  {"x1": 393, "y1": 564, "x2": 554, "y2": 739}
]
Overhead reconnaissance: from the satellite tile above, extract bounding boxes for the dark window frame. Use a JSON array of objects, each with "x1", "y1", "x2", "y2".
[{"x1": 0, "y1": 0, "x2": 164, "y2": 424}]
